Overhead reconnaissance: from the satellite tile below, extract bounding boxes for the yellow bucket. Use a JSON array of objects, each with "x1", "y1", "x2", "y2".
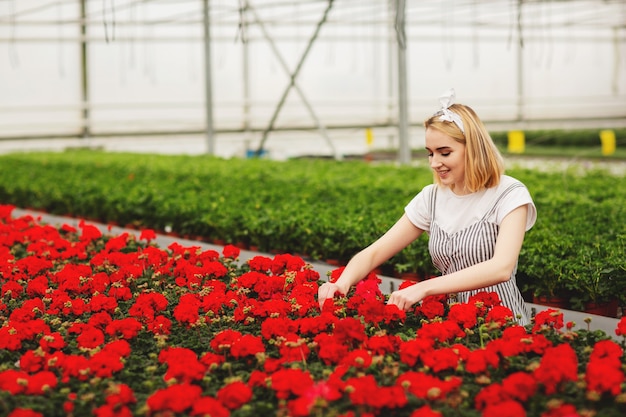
[
  {"x1": 599, "y1": 130, "x2": 616, "y2": 156},
  {"x1": 507, "y1": 130, "x2": 525, "y2": 154}
]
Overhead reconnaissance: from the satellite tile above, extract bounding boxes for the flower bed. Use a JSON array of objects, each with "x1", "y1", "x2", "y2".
[{"x1": 1, "y1": 205, "x2": 625, "y2": 417}]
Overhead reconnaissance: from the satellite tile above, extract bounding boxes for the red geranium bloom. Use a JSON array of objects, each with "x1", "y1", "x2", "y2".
[
  {"x1": 8, "y1": 409, "x2": 44, "y2": 417},
  {"x1": 448, "y1": 302, "x2": 479, "y2": 329},
  {"x1": 482, "y1": 399, "x2": 526, "y2": 417},
  {"x1": 616, "y1": 316, "x2": 626, "y2": 337},
  {"x1": 397, "y1": 371, "x2": 462, "y2": 400},
  {"x1": 532, "y1": 309, "x2": 564, "y2": 333},
  {"x1": 222, "y1": 244, "x2": 240, "y2": 259},
  {"x1": 69, "y1": 324, "x2": 105, "y2": 349},
  {"x1": 139, "y1": 228, "x2": 156, "y2": 242},
  {"x1": 230, "y1": 334, "x2": 266, "y2": 359},
  {"x1": 270, "y1": 368, "x2": 314, "y2": 399},
  {"x1": 485, "y1": 305, "x2": 515, "y2": 326},
  {"x1": 464, "y1": 347, "x2": 500, "y2": 374},
  {"x1": 190, "y1": 396, "x2": 230, "y2": 417},
  {"x1": 159, "y1": 347, "x2": 207, "y2": 383},
  {"x1": 540, "y1": 403, "x2": 582, "y2": 417},
  {"x1": 210, "y1": 329, "x2": 243, "y2": 354},
  {"x1": 534, "y1": 343, "x2": 578, "y2": 395},
  {"x1": 147, "y1": 315, "x2": 172, "y2": 335},
  {"x1": 409, "y1": 405, "x2": 443, "y2": 417},
  {"x1": 501, "y1": 371, "x2": 537, "y2": 402},
  {"x1": 146, "y1": 383, "x2": 203, "y2": 413},
  {"x1": 216, "y1": 380, "x2": 253, "y2": 410},
  {"x1": 105, "y1": 318, "x2": 143, "y2": 339},
  {"x1": 422, "y1": 347, "x2": 461, "y2": 372},
  {"x1": 399, "y1": 338, "x2": 435, "y2": 367},
  {"x1": 340, "y1": 349, "x2": 372, "y2": 369}
]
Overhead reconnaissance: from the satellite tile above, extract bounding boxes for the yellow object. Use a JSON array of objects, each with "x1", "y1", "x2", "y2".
[
  {"x1": 507, "y1": 130, "x2": 525, "y2": 154},
  {"x1": 600, "y1": 129, "x2": 616, "y2": 156},
  {"x1": 365, "y1": 128, "x2": 374, "y2": 146}
]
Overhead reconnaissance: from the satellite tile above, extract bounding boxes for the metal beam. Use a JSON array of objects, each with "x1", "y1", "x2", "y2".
[
  {"x1": 247, "y1": 1, "x2": 340, "y2": 160},
  {"x1": 80, "y1": 0, "x2": 90, "y2": 139},
  {"x1": 395, "y1": 0, "x2": 411, "y2": 165},
  {"x1": 254, "y1": 0, "x2": 335, "y2": 157},
  {"x1": 203, "y1": 0, "x2": 215, "y2": 155}
]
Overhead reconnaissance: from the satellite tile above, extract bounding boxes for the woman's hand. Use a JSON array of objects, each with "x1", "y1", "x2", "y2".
[
  {"x1": 387, "y1": 283, "x2": 427, "y2": 311},
  {"x1": 317, "y1": 282, "x2": 346, "y2": 309}
]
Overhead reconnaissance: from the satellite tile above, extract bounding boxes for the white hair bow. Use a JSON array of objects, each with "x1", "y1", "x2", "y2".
[{"x1": 434, "y1": 88, "x2": 465, "y2": 134}]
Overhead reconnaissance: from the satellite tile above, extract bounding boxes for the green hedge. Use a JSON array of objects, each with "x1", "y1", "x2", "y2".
[
  {"x1": 0, "y1": 150, "x2": 624, "y2": 312},
  {"x1": 491, "y1": 128, "x2": 626, "y2": 148}
]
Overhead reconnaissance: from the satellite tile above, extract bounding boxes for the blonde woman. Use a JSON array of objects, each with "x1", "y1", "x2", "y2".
[{"x1": 318, "y1": 89, "x2": 537, "y2": 324}]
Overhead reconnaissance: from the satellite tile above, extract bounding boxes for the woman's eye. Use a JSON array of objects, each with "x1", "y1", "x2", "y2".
[
  {"x1": 427, "y1": 153, "x2": 433, "y2": 157},
  {"x1": 441, "y1": 152, "x2": 451, "y2": 157}
]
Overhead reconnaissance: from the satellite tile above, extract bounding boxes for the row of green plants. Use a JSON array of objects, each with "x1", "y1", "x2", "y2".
[
  {"x1": 490, "y1": 127, "x2": 626, "y2": 148},
  {"x1": 0, "y1": 151, "x2": 624, "y2": 315}
]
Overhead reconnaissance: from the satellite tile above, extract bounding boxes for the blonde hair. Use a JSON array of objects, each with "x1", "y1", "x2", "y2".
[{"x1": 424, "y1": 103, "x2": 504, "y2": 192}]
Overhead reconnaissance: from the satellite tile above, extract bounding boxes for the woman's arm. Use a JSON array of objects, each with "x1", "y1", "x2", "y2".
[
  {"x1": 317, "y1": 214, "x2": 424, "y2": 308},
  {"x1": 387, "y1": 205, "x2": 529, "y2": 311}
]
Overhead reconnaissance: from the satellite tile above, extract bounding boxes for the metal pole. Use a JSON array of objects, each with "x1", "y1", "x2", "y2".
[
  {"x1": 395, "y1": 0, "x2": 411, "y2": 165},
  {"x1": 516, "y1": 0, "x2": 524, "y2": 121},
  {"x1": 80, "y1": 0, "x2": 90, "y2": 139},
  {"x1": 203, "y1": 0, "x2": 215, "y2": 154}
]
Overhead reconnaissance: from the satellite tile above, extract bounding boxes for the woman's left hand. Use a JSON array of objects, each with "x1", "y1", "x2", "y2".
[{"x1": 386, "y1": 283, "x2": 427, "y2": 311}]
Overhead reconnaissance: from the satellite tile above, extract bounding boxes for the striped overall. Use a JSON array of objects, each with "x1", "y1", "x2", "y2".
[{"x1": 428, "y1": 183, "x2": 531, "y2": 325}]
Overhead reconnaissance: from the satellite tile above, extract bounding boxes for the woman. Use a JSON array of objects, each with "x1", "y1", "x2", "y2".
[{"x1": 317, "y1": 89, "x2": 537, "y2": 324}]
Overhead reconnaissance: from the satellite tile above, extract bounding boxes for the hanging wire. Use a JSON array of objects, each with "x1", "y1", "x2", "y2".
[
  {"x1": 236, "y1": 0, "x2": 248, "y2": 44},
  {"x1": 8, "y1": 0, "x2": 19, "y2": 68},
  {"x1": 103, "y1": 0, "x2": 117, "y2": 43},
  {"x1": 57, "y1": 1, "x2": 65, "y2": 77}
]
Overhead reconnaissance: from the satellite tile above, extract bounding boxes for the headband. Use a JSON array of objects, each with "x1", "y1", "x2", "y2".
[{"x1": 433, "y1": 88, "x2": 465, "y2": 134}]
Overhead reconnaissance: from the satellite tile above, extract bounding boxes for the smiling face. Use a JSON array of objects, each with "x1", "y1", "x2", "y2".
[{"x1": 425, "y1": 127, "x2": 468, "y2": 195}]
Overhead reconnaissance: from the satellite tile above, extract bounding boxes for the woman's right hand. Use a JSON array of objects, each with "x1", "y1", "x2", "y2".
[{"x1": 317, "y1": 281, "x2": 346, "y2": 309}]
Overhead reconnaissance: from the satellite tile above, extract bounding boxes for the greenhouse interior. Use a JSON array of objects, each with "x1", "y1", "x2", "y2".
[{"x1": 1, "y1": 2, "x2": 626, "y2": 417}]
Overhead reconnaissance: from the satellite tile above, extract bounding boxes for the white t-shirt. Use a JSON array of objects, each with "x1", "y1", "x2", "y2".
[{"x1": 404, "y1": 175, "x2": 537, "y2": 235}]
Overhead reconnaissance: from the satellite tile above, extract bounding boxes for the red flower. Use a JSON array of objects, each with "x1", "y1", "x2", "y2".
[
  {"x1": 399, "y1": 338, "x2": 434, "y2": 367},
  {"x1": 146, "y1": 383, "x2": 203, "y2": 413},
  {"x1": 464, "y1": 347, "x2": 500, "y2": 374},
  {"x1": 340, "y1": 349, "x2": 372, "y2": 369},
  {"x1": 532, "y1": 309, "x2": 564, "y2": 333},
  {"x1": 173, "y1": 293, "x2": 201, "y2": 325},
  {"x1": 409, "y1": 405, "x2": 443, "y2": 417},
  {"x1": 139, "y1": 228, "x2": 156, "y2": 242},
  {"x1": 448, "y1": 302, "x2": 479, "y2": 329},
  {"x1": 485, "y1": 305, "x2": 515, "y2": 326},
  {"x1": 482, "y1": 399, "x2": 526, "y2": 417},
  {"x1": 397, "y1": 371, "x2": 461, "y2": 400},
  {"x1": 247, "y1": 255, "x2": 274, "y2": 272},
  {"x1": 534, "y1": 343, "x2": 578, "y2": 395},
  {"x1": 8, "y1": 409, "x2": 44, "y2": 417},
  {"x1": 230, "y1": 334, "x2": 266, "y2": 359},
  {"x1": 501, "y1": 372, "x2": 537, "y2": 402},
  {"x1": 540, "y1": 403, "x2": 582, "y2": 417},
  {"x1": 210, "y1": 329, "x2": 243, "y2": 354},
  {"x1": 105, "y1": 318, "x2": 143, "y2": 339},
  {"x1": 69, "y1": 324, "x2": 105, "y2": 349},
  {"x1": 616, "y1": 316, "x2": 626, "y2": 337},
  {"x1": 216, "y1": 380, "x2": 253, "y2": 410},
  {"x1": 422, "y1": 347, "x2": 461, "y2": 372},
  {"x1": 159, "y1": 347, "x2": 207, "y2": 383},
  {"x1": 222, "y1": 244, "x2": 240, "y2": 259},
  {"x1": 270, "y1": 368, "x2": 314, "y2": 399},
  {"x1": 78, "y1": 220, "x2": 102, "y2": 242},
  {"x1": 190, "y1": 396, "x2": 230, "y2": 417}
]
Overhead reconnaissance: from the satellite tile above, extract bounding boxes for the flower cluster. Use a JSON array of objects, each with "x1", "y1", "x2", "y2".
[{"x1": 0, "y1": 204, "x2": 625, "y2": 417}]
